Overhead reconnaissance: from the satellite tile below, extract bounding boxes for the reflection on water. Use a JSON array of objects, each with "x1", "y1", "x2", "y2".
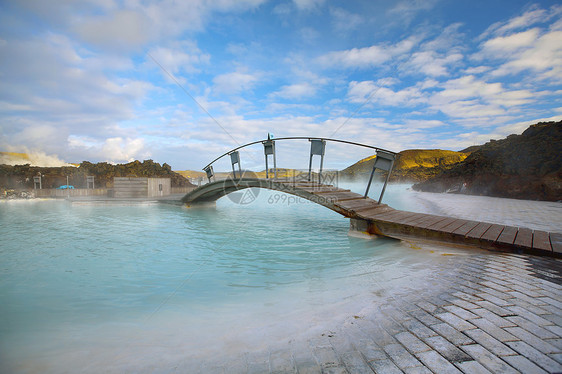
[{"x1": 0, "y1": 186, "x2": 557, "y2": 373}]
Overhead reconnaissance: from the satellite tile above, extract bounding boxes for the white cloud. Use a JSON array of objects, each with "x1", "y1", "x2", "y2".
[
  {"x1": 293, "y1": 0, "x2": 325, "y2": 11},
  {"x1": 405, "y1": 51, "x2": 463, "y2": 77},
  {"x1": 212, "y1": 70, "x2": 261, "y2": 95},
  {"x1": 481, "y1": 5, "x2": 548, "y2": 39},
  {"x1": 271, "y1": 83, "x2": 317, "y2": 99},
  {"x1": 330, "y1": 7, "x2": 363, "y2": 33},
  {"x1": 148, "y1": 42, "x2": 210, "y2": 75},
  {"x1": 347, "y1": 80, "x2": 425, "y2": 107},
  {"x1": 317, "y1": 36, "x2": 418, "y2": 69},
  {"x1": 387, "y1": 0, "x2": 439, "y2": 25}
]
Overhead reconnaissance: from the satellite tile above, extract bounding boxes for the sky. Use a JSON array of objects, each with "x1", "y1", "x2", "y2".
[{"x1": 0, "y1": 0, "x2": 561, "y2": 171}]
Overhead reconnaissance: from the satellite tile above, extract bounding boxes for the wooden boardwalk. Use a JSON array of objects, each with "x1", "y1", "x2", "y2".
[{"x1": 183, "y1": 179, "x2": 561, "y2": 257}]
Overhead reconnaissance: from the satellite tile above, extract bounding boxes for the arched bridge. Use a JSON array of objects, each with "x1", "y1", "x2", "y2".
[
  {"x1": 182, "y1": 177, "x2": 394, "y2": 219},
  {"x1": 182, "y1": 136, "x2": 561, "y2": 258}
]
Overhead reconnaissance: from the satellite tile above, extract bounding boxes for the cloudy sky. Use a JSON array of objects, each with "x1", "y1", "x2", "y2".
[{"x1": 0, "y1": 0, "x2": 561, "y2": 170}]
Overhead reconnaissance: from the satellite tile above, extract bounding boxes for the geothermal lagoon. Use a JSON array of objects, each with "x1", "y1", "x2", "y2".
[{"x1": 1, "y1": 184, "x2": 560, "y2": 373}]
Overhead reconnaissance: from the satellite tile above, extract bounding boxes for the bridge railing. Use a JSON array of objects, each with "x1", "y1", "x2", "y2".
[{"x1": 201, "y1": 136, "x2": 398, "y2": 204}]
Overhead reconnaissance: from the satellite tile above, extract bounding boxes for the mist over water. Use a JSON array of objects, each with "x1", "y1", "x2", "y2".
[{"x1": 0, "y1": 185, "x2": 559, "y2": 373}]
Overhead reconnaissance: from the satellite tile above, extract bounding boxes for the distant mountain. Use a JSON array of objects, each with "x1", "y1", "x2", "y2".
[
  {"x1": 341, "y1": 149, "x2": 471, "y2": 182},
  {"x1": 413, "y1": 121, "x2": 562, "y2": 201}
]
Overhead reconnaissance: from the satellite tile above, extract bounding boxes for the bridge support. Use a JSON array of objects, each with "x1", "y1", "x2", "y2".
[{"x1": 348, "y1": 218, "x2": 379, "y2": 238}]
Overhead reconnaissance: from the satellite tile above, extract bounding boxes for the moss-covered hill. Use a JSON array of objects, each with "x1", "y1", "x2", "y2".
[
  {"x1": 413, "y1": 121, "x2": 562, "y2": 201},
  {"x1": 341, "y1": 149, "x2": 471, "y2": 182},
  {"x1": 0, "y1": 160, "x2": 194, "y2": 190}
]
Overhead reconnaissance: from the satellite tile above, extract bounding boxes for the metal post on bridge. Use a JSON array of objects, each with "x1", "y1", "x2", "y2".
[
  {"x1": 308, "y1": 139, "x2": 326, "y2": 183},
  {"x1": 230, "y1": 151, "x2": 242, "y2": 178},
  {"x1": 204, "y1": 165, "x2": 215, "y2": 183},
  {"x1": 364, "y1": 150, "x2": 396, "y2": 204},
  {"x1": 263, "y1": 133, "x2": 277, "y2": 179}
]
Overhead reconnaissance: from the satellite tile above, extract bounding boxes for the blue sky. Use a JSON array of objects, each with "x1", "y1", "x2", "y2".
[{"x1": 0, "y1": 0, "x2": 561, "y2": 171}]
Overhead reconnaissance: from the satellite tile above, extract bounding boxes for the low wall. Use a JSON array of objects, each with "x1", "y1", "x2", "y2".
[{"x1": 34, "y1": 188, "x2": 108, "y2": 198}]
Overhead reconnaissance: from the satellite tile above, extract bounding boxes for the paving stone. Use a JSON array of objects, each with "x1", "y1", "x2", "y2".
[
  {"x1": 542, "y1": 313, "x2": 562, "y2": 325},
  {"x1": 452, "y1": 291, "x2": 484, "y2": 303},
  {"x1": 545, "y1": 324, "x2": 562, "y2": 336},
  {"x1": 450, "y1": 298, "x2": 480, "y2": 310},
  {"x1": 464, "y1": 329, "x2": 517, "y2": 357},
  {"x1": 395, "y1": 331, "x2": 431, "y2": 354},
  {"x1": 435, "y1": 312, "x2": 477, "y2": 331},
  {"x1": 415, "y1": 350, "x2": 463, "y2": 374},
  {"x1": 504, "y1": 326, "x2": 559, "y2": 354},
  {"x1": 506, "y1": 316, "x2": 558, "y2": 339},
  {"x1": 409, "y1": 308, "x2": 442, "y2": 326},
  {"x1": 367, "y1": 358, "x2": 402, "y2": 374},
  {"x1": 502, "y1": 355, "x2": 548, "y2": 374},
  {"x1": 550, "y1": 353, "x2": 562, "y2": 364},
  {"x1": 431, "y1": 322, "x2": 474, "y2": 346},
  {"x1": 507, "y1": 305, "x2": 554, "y2": 326},
  {"x1": 454, "y1": 360, "x2": 493, "y2": 374},
  {"x1": 474, "y1": 300, "x2": 514, "y2": 317},
  {"x1": 470, "y1": 318, "x2": 518, "y2": 342},
  {"x1": 476, "y1": 292, "x2": 514, "y2": 307},
  {"x1": 384, "y1": 343, "x2": 423, "y2": 370},
  {"x1": 538, "y1": 296, "x2": 562, "y2": 310},
  {"x1": 507, "y1": 291, "x2": 549, "y2": 307},
  {"x1": 423, "y1": 335, "x2": 473, "y2": 363},
  {"x1": 512, "y1": 300, "x2": 552, "y2": 315},
  {"x1": 471, "y1": 308, "x2": 516, "y2": 328},
  {"x1": 310, "y1": 344, "x2": 346, "y2": 373},
  {"x1": 478, "y1": 280, "x2": 513, "y2": 293},
  {"x1": 340, "y1": 351, "x2": 372, "y2": 374},
  {"x1": 357, "y1": 339, "x2": 387, "y2": 362},
  {"x1": 461, "y1": 344, "x2": 518, "y2": 374},
  {"x1": 546, "y1": 338, "x2": 562, "y2": 351},
  {"x1": 404, "y1": 366, "x2": 432, "y2": 374},
  {"x1": 402, "y1": 318, "x2": 439, "y2": 339},
  {"x1": 416, "y1": 301, "x2": 437, "y2": 313},
  {"x1": 505, "y1": 283, "x2": 545, "y2": 298},
  {"x1": 444, "y1": 305, "x2": 479, "y2": 320},
  {"x1": 506, "y1": 340, "x2": 562, "y2": 373}
]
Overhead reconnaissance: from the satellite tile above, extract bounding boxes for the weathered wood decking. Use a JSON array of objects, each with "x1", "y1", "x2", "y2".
[
  {"x1": 314, "y1": 184, "x2": 561, "y2": 257},
  {"x1": 183, "y1": 179, "x2": 561, "y2": 257}
]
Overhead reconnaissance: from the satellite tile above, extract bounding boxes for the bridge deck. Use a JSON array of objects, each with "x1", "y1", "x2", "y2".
[{"x1": 183, "y1": 180, "x2": 561, "y2": 257}]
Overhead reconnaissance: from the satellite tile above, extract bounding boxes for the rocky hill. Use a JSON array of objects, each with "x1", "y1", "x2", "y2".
[
  {"x1": 413, "y1": 121, "x2": 562, "y2": 201},
  {"x1": 341, "y1": 149, "x2": 471, "y2": 182},
  {"x1": 0, "y1": 160, "x2": 194, "y2": 191}
]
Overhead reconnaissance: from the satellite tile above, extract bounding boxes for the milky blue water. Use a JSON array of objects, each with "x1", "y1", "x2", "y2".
[{"x1": 1, "y1": 184, "x2": 554, "y2": 373}]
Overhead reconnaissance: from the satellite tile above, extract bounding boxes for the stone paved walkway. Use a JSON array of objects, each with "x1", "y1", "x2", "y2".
[{"x1": 191, "y1": 251, "x2": 562, "y2": 374}]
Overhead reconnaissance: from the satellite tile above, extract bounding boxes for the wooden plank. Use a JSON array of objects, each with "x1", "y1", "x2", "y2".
[
  {"x1": 466, "y1": 222, "x2": 493, "y2": 239},
  {"x1": 298, "y1": 187, "x2": 342, "y2": 193},
  {"x1": 452, "y1": 221, "x2": 481, "y2": 236},
  {"x1": 311, "y1": 192, "x2": 363, "y2": 203},
  {"x1": 335, "y1": 198, "x2": 380, "y2": 210},
  {"x1": 481, "y1": 224, "x2": 505, "y2": 242},
  {"x1": 416, "y1": 215, "x2": 449, "y2": 229},
  {"x1": 400, "y1": 213, "x2": 433, "y2": 225},
  {"x1": 533, "y1": 230, "x2": 552, "y2": 252},
  {"x1": 403, "y1": 213, "x2": 439, "y2": 227},
  {"x1": 497, "y1": 226, "x2": 518, "y2": 245},
  {"x1": 427, "y1": 217, "x2": 458, "y2": 231},
  {"x1": 381, "y1": 211, "x2": 422, "y2": 224},
  {"x1": 550, "y1": 233, "x2": 562, "y2": 255},
  {"x1": 513, "y1": 228, "x2": 533, "y2": 249},
  {"x1": 440, "y1": 219, "x2": 470, "y2": 234},
  {"x1": 356, "y1": 206, "x2": 395, "y2": 219}
]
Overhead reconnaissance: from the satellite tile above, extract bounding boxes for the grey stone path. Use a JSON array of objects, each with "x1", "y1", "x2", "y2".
[{"x1": 193, "y1": 251, "x2": 562, "y2": 374}]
